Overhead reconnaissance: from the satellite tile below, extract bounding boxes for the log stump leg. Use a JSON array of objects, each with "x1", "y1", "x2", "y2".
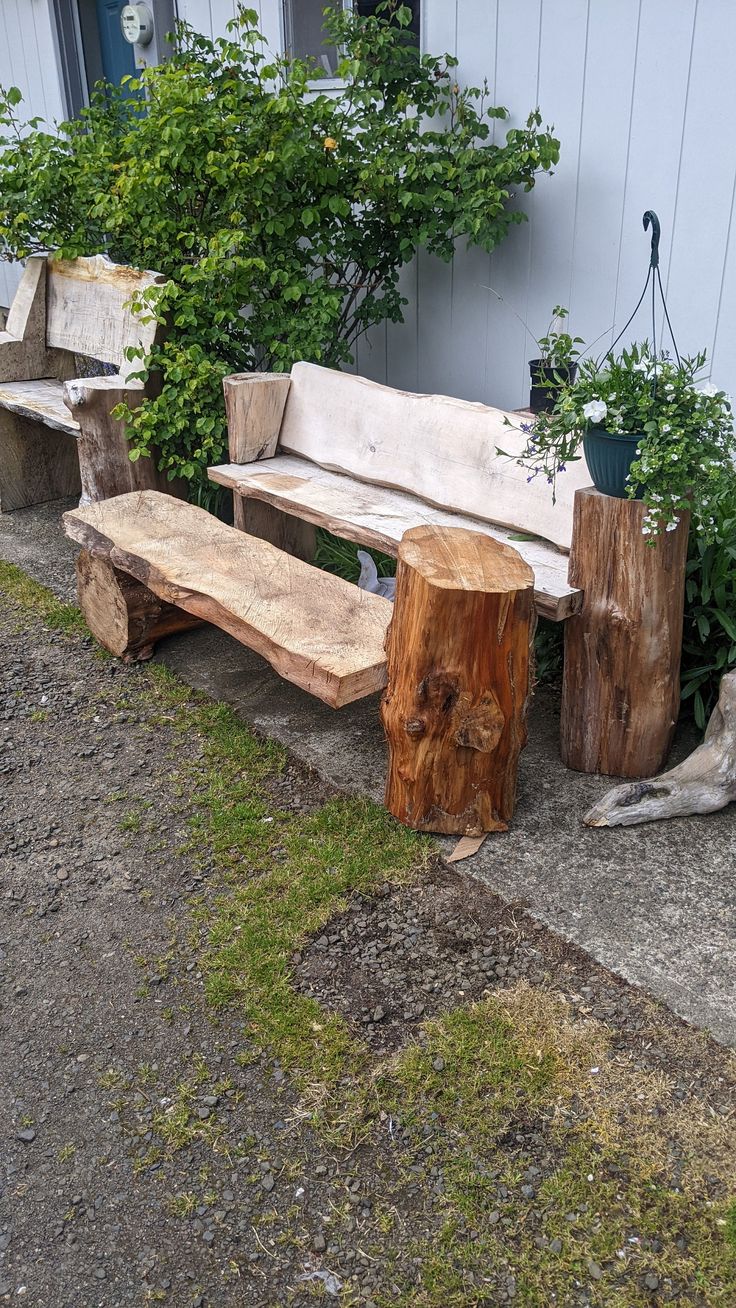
[
  {"x1": 75, "y1": 549, "x2": 201, "y2": 661},
  {"x1": 560, "y1": 487, "x2": 690, "y2": 778},
  {"x1": 380, "y1": 525, "x2": 535, "y2": 835},
  {"x1": 233, "y1": 495, "x2": 316, "y2": 562}
]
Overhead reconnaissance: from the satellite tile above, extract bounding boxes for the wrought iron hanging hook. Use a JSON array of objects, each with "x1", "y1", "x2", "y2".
[{"x1": 643, "y1": 210, "x2": 660, "y2": 269}]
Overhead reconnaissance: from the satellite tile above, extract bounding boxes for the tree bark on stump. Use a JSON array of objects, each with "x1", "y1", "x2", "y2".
[
  {"x1": 560, "y1": 487, "x2": 690, "y2": 778},
  {"x1": 381, "y1": 525, "x2": 535, "y2": 834},
  {"x1": 75, "y1": 549, "x2": 201, "y2": 661}
]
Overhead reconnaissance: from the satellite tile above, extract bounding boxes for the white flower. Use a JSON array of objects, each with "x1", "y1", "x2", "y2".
[
  {"x1": 583, "y1": 399, "x2": 607, "y2": 423},
  {"x1": 661, "y1": 424, "x2": 671, "y2": 433},
  {"x1": 698, "y1": 382, "x2": 718, "y2": 397},
  {"x1": 632, "y1": 361, "x2": 648, "y2": 373}
]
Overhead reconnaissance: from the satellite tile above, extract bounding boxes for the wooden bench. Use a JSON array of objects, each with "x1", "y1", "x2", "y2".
[
  {"x1": 209, "y1": 363, "x2": 589, "y2": 623},
  {"x1": 64, "y1": 363, "x2": 690, "y2": 791},
  {"x1": 209, "y1": 363, "x2": 690, "y2": 779},
  {"x1": 0, "y1": 253, "x2": 170, "y2": 512}
]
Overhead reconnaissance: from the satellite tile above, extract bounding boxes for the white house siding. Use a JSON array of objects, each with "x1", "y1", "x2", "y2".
[
  {"x1": 0, "y1": 0, "x2": 65, "y2": 308},
  {"x1": 3, "y1": 0, "x2": 736, "y2": 409},
  {"x1": 260, "y1": 0, "x2": 736, "y2": 408}
]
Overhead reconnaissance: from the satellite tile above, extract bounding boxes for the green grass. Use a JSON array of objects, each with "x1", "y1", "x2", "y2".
[
  {"x1": 368, "y1": 990, "x2": 736, "y2": 1306},
  {"x1": 133, "y1": 665, "x2": 427, "y2": 1087},
  {"x1": 0, "y1": 560, "x2": 86, "y2": 635}
]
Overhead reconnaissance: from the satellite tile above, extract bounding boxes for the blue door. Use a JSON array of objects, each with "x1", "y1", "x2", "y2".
[{"x1": 96, "y1": 0, "x2": 137, "y2": 86}]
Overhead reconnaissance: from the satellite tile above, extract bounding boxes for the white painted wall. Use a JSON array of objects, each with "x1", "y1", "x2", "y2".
[
  {"x1": 3, "y1": 0, "x2": 736, "y2": 412},
  {"x1": 0, "y1": 0, "x2": 65, "y2": 309}
]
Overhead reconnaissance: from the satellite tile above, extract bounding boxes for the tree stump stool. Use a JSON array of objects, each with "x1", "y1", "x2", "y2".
[
  {"x1": 560, "y1": 488, "x2": 690, "y2": 778},
  {"x1": 381, "y1": 525, "x2": 535, "y2": 834}
]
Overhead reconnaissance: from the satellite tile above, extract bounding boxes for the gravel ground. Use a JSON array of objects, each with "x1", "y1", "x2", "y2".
[{"x1": 2, "y1": 596, "x2": 735, "y2": 1307}]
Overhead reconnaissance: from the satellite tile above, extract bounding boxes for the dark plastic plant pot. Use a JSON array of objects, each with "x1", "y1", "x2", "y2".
[
  {"x1": 582, "y1": 427, "x2": 644, "y2": 499},
  {"x1": 528, "y1": 359, "x2": 577, "y2": 414}
]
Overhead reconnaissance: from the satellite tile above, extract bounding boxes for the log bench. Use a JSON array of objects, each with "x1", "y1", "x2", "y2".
[
  {"x1": 63, "y1": 363, "x2": 690, "y2": 801},
  {"x1": 63, "y1": 493, "x2": 534, "y2": 834},
  {"x1": 0, "y1": 253, "x2": 171, "y2": 511},
  {"x1": 209, "y1": 364, "x2": 690, "y2": 780}
]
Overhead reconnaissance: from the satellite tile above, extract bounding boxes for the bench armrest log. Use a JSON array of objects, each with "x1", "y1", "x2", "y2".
[
  {"x1": 224, "y1": 372, "x2": 291, "y2": 462},
  {"x1": 63, "y1": 375, "x2": 183, "y2": 505},
  {"x1": 0, "y1": 255, "x2": 57, "y2": 382},
  {"x1": 560, "y1": 487, "x2": 690, "y2": 778}
]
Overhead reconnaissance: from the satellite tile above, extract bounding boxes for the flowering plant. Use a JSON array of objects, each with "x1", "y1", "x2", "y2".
[{"x1": 516, "y1": 342, "x2": 736, "y2": 539}]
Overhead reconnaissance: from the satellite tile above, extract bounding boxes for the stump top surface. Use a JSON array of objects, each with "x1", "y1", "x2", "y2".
[{"x1": 398, "y1": 525, "x2": 535, "y2": 592}]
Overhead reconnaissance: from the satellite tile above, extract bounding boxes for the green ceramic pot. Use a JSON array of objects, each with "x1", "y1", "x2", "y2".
[{"x1": 583, "y1": 427, "x2": 644, "y2": 499}]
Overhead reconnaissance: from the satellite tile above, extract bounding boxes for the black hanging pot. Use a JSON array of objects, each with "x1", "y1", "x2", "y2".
[
  {"x1": 528, "y1": 359, "x2": 577, "y2": 414},
  {"x1": 583, "y1": 428, "x2": 644, "y2": 498}
]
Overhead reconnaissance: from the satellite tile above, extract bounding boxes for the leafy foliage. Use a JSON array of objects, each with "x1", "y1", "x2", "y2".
[
  {"x1": 515, "y1": 342, "x2": 736, "y2": 541},
  {"x1": 681, "y1": 480, "x2": 736, "y2": 728},
  {"x1": 536, "y1": 304, "x2": 583, "y2": 369},
  {"x1": 0, "y1": 2, "x2": 559, "y2": 501}
]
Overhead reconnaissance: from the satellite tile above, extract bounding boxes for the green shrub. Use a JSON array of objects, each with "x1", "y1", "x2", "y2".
[
  {"x1": 681, "y1": 479, "x2": 736, "y2": 728},
  {"x1": 0, "y1": 2, "x2": 559, "y2": 503}
]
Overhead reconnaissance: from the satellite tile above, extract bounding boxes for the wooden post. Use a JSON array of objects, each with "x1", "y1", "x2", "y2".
[
  {"x1": 560, "y1": 487, "x2": 690, "y2": 778},
  {"x1": 75, "y1": 549, "x2": 201, "y2": 661},
  {"x1": 224, "y1": 372, "x2": 291, "y2": 462},
  {"x1": 63, "y1": 377, "x2": 185, "y2": 505},
  {"x1": 381, "y1": 525, "x2": 535, "y2": 835}
]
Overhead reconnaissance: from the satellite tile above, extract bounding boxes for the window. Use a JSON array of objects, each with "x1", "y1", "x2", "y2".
[{"x1": 283, "y1": 1, "x2": 420, "y2": 78}]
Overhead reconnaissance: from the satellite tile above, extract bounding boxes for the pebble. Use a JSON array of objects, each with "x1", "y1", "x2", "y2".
[{"x1": 16, "y1": 1129, "x2": 36, "y2": 1144}]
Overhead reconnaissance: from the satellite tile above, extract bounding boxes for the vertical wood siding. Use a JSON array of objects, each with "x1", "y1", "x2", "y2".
[
  {"x1": 0, "y1": 0, "x2": 65, "y2": 308},
  {"x1": 5, "y1": 0, "x2": 736, "y2": 407}
]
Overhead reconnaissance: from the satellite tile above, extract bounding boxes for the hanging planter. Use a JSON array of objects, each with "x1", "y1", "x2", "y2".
[
  {"x1": 582, "y1": 427, "x2": 643, "y2": 499},
  {"x1": 508, "y1": 211, "x2": 736, "y2": 540}
]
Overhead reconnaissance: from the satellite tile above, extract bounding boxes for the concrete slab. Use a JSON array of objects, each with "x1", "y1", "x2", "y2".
[{"x1": 2, "y1": 498, "x2": 735, "y2": 1046}]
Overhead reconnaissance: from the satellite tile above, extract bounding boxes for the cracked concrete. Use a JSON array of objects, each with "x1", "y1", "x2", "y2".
[{"x1": 2, "y1": 496, "x2": 734, "y2": 1046}]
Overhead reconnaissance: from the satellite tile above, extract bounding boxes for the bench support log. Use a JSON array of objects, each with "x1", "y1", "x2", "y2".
[
  {"x1": 560, "y1": 487, "x2": 689, "y2": 778},
  {"x1": 233, "y1": 495, "x2": 316, "y2": 561},
  {"x1": 64, "y1": 377, "x2": 184, "y2": 505},
  {"x1": 381, "y1": 525, "x2": 535, "y2": 834},
  {"x1": 75, "y1": 549, "x2": 201, "y2": 661}
]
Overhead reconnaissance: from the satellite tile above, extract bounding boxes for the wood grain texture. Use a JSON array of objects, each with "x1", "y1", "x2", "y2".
[
  {"x1": 209, "y1": 455, "x2": 582, "y2": 621},
  {"x1": 0, "y1": 408, "x2": 81, "y2": 512},
  {"x1": 63, "y1": 491, "x2": 391, "y2": 708},
  {"x1": 232, "y1": 495, "x2": 316, "y2": 563},
  {"x1": 381, "y1": 526, "x2": 535, "y2": 835},
  {"x1": 46, "y1": 256, "x2": 165, "y2": 379},
  {"x1": 0, "y1": 379, "x2": 79, "y2": 434},
  {"x1": 560, "y1": 488, "x2": 690, "y2": 778},
  {"x1": 63, "y1": 376, "x2": 183, "y2": 505},
  {"x1": 224, "y1": 372, "x2": 291, "y2": 462},
  {"x1": 277, "y1": 362, "x2": 592, "y2": 551},
  {"x1": 75, "y1": 549, "x2": 202, "y2": 661},
  {"x1": 583, "y1": 670, "x2": 736, "y2": 826}
]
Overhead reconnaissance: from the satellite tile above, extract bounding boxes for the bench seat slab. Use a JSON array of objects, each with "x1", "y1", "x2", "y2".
[
  {"x1": 208, "y1": 455, "x2": 581, "y2": 622},
  {"x1": 63, "y1": 491, "x2": 391, "y2": 708},
  {"x1": 0, "y1": 378, "x2": 80, "y2": 435}
]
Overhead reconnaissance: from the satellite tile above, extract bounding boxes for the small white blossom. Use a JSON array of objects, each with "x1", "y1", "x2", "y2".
[
  {"x1": 583, "y1": 399, "x2": 607, "y2": 423},
  {"x1": 698, "y1": 382, "x2": 718, "y2": 397}
]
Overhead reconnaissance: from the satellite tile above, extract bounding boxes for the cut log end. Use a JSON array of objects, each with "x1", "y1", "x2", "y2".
[{"x1": 75, "y1": 549, "x2": 201, "y2": 661}]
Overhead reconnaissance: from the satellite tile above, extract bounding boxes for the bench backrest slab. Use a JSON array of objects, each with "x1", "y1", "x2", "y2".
[
  {"x1": 278, "y1": 362, "x2": 591, "y2": 552},
  {"x1": 45, "y1": 256, "x2": 164, "y2": 376}
]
